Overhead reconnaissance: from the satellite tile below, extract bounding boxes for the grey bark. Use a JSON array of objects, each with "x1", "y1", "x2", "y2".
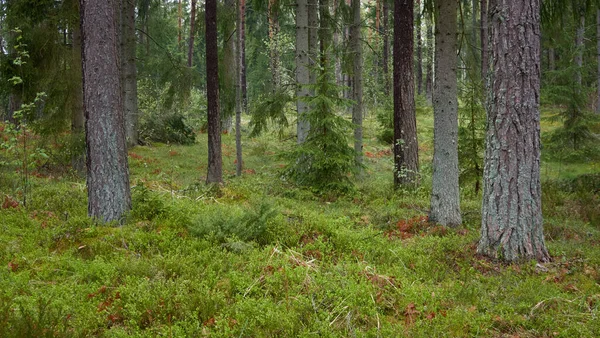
[
  {"x1": 296, "y1": 0, "x2": 310, "y2": 144},
  {"x1": 430, "y1": 0, "x2": 461, "y2": 226},
  {"x1": 308, "y1": 0, "x2": 318, "y2": 90},
  {"x1": 416, "y1": 0, "x2": 423, "y2": 95},
  {"x1": 351, "y1": 0, "x2": 363, "y2": 170},
  {"x1": 80, "y1": 0, "x2": 131, "y2": 223},
  {"x1": 477, "y1": 0, "x2": 550, "y2": 263},
  {"x1": 576, "y1": 13, "x2": 584, "y2": 87},
  {"x1": 480, "y1": 0, "x2": 488, "y2": 80},
  {"x1": 394, "y1": 0, "x2": 419, "y2": 187},
  {"x1": 206, "y1": 0, "x2": 223, "y2": 184},
  {"x1": 268, "y1": 0, "x2": 281, "y2": 89},
  {"x1": 122, "y1": 0, "x2": 138, "y2": 148},
  {"x1": 425, "y1": 22, "x2": 433, "y2": 104}
]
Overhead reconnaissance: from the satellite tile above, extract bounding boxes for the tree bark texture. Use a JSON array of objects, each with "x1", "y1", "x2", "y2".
[
  {"x1": 425, "y1": 23, "x2": 433, "y2": 103},
  {"x1": 576, "y1": 13, "x2": 584, "y2": 87},
  {"x1": 122, "y1": 0, "x2": 138, "y2": 148},
  {"x1": 188, "y1": 0, "x2": 197, "y2": 68},
  {"x1": 206, "y1": 0, "x2": 223, "y2": 184},
  {"x1": 478, "y1": 0, "x2": 550, "y2": 263},
  {"x1": 308, "y1": 0, "x2": 318, "y2": 90},
  {"x1": 393, "y1": 0, "x2": 419, "y2": 187},
  {"x1": 296, "y1": 0, "x2": 310, "y2": 144},
  {"x1": 80, "y1": 0, "x2": 131, "y2": 223},
  {"x1": 351, "y1": 0, "x2": 363, "y2": 169},
  {"x1": 416, "y1": 0, "x2": 423, "y2": 95},
  {"x1": 430, "y1": 0, "x2": 461, "y2": 226}
]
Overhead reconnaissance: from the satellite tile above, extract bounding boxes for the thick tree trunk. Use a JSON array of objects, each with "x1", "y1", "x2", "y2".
[
  {"x1": 382, "y1": 0, "x2": 390, "y2": 95},
  {"x1": 480, "y1": 0, "x2": 488, "y2": 80},
  {"x1": 296, "y1": 0, "x2": 310, "y2": 144},
  {"x1": 425, "y1": 23, "x2": 433, "y2": 104},
  {"x1": 351, "y1": 0, "x2": 363, "y2": 170},
  {"x1": 478, "y1": 0, "x2": 550, "y2": 263},
  {"x1": 416, "y1": 0, "x2": 423, "y2": 95},
  {"x1": 222, "y1": 0, "x2": 236, "y2": 133},
  {"x1": 188, "y1": 0, "x2": 197, "y2": 68},
  {"x1": 80, "y1": 0, "x2": 131, "y2": 223},
  {"x1": 122, "y1": 0, "x2": 138, "y2": 148},
  {"x1": 206, "y1": 0, "x2": 223, "y2": 184},
  {"x1": 268, "y1": 0, "x2": 280, "y2": 89},
  {"x1": 393, "y1": 0, "x2": 419, "y2": 187},
  {"x1": 236, "y1": 0, "x2": 244, "y2": 176},
  {"x1": 71, "y1": 17, "x2": 85, "y2": 174},
  {"x1": 430, "y1": 0, "x2": 461, "y2": 226}
]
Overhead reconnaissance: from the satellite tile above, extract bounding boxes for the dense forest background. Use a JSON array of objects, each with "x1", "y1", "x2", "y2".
[{"x1": 0, "y1": 0, "x2": 599, "y2": 336}]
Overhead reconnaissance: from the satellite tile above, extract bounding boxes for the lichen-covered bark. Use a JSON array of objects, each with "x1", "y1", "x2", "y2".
[
  {"x1": 478, "y1": 0, "x2": 550, "y2": 263},
  {"x1": 296, "y1": 0, "x2": 310, "y2": 144},
  {"x1": 80, "y1": 0, "x2": 131, "y2": 223},
  {"x1": 430, "y1": 0, "x2": 461, "y2": 226},
  {"x1": 206, "y1": 0, "x2": 223, "y2": 184},
  {"x1": 393, "y1": 0, "x2": 419, "y2": 187}
]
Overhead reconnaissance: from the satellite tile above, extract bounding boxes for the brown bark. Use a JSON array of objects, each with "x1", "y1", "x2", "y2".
[
  {"x1": 206, "y1": 0, "x2": 222, "y2": 184},
  {"x1": 80, "y1": 0, "x2": 131, "y2": 223},
  {"x1": 393, "y1": 0, "x2": 419, "y2": 187},
  {"x1": 478, "y1": 0, "x2": 550, "y2": 263}
]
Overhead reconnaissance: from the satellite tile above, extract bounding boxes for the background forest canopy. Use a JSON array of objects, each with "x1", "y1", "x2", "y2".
[{"x1": 0, "y1": 0, "x2": 600, "y2": 336}]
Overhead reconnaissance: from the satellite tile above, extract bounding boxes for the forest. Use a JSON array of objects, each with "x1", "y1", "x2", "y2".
[{"x1": 0, "y1": 0, "x2": 600, "y2": 336}]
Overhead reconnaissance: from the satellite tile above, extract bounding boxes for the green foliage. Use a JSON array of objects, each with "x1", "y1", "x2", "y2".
[
  {"x1": 131, "y1": 184, "x2": 169, "y2": 222},
  {"x1": 375, "y1": 95, "x2": 429, "y2": 145},
  {"x1": 248, "y1": 88, "x2": 292, "y2": 137},
  {"x1": 188, "y1": 199, "x2": 280, "y2": 247},
  {"x1": 283, "y1": 69, "x2": 357, "y2": 194},
  {"x1": 457, "y1": 79, "x2": 485, "y2": 195}
]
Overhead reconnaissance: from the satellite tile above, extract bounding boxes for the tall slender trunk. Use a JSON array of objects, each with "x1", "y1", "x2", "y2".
[
  {"x1": 394, "y1": 0, "x2": 419, "y2": 187},
  {"x1": 236, "y1": 0, "x2": 245, "y2": 176},
  {"x1": 71, "y1": 14, "x2": 85, "y2": 174},
  {"x1": 334, "y1": 0, "x2": 343, "y2": 87},
  {"x1": 222, "y1": 0, "x2": 236, "y2": 133},
  {"x1": 296, "y1": 0, "x2": 310, "y2": 144},
  {"x1": 576, "y1": 13, "x2": 584, "y2": 87},
  {"x1": 308, "y1": 0, "x2": 318, "y2": 89},
  {"x1": 416, "y1": 0, "x2": 423, "y2": 95},
  {"x1": 480, "y1": 0, "x2": 488, "y2": 80},
  {"x1": 430, "y1": 0, "x2": 461, "y2": 226},
  {"x1": 382, "y1": 0, "x2": 390, "y2": 95},
  {"x1": 188, "y1": 0, "x2": 197, "y2": 68},
  {"x1": 319, "y1": 0, "x2": 331, "y2": 68},
  {"x1": 178, "y1": 0, "x2": 182, "y2": 49},
  {"x1": 241, "y1": 0, "x2": 247, "y2": 112},
  {"x1": 351, "y1": 0, "x2": 363, "y2": 170},
  {"x1": 206, "y1": 0, "x2": 223, "y2": 184},
  {"x1": 425, "y1": 21, "x2": 433, "y2": 103},
  {"x1": 477, "y1": 0, "x2": 550, "y2": 263},
  {"x1": 597, "y1": 10, "x2": 600, "y2": 114},
  {"x1": 122, "y1": 0, "x2": 138, "y2": 148},
  {"x1": 80, "y1": 0, "x2": 131, "y2": 223},
  {"x1": 268, "y1": 0, "x2": 280, "y2": 89}
]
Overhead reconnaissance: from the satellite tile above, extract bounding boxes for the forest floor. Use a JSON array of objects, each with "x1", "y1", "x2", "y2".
[{"x1": 1, "y1": 107, "x2": 599, "y2": 337}]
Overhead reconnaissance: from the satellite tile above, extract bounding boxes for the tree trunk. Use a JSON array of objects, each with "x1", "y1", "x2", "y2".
[
  {"x1": 206, "y1": 0, "x2": 223, "y2": 184},
  {"x1": 71, "y1": 15, "x2": 85, "y2": 174},
  {"x1": 393, "y1": 0, "x2": 419, "y2": 187},
  {"x1": 416, "y1": 0, "x2": 423, "y2": 95},
  {"x1": 597, "y1": 10, "x2": 600, "y2": 114},
  {"x1": 425, "y1": 22, "x2": 433, "y2": 104},
  {"x1": 308, "y1": 0, "x2": 318, "y2": 90},
  {"x1": 319, "y1": 0, "x2": 331, "y2": 69},
  {"x1": 178, "y1": 0, "x2": 183, "y2": 50},
  {"x1": 122, "y1": 0, "x2": 138, "y2": 148},
  {"x1": 478, "y1": 0, "x2": 550, "y2": 263},
  {"x1": 80, "y1": 0, "x2": 131, "y2": 223},
  {"x1": 222, "y1": 0, "x2": 236, "y2": 133},
  {"x1": 236, "y1": 0, "x2": 244, "y2": 176},
  {"x1": 382, "y1": 0, "x2": 390, "y2": 95},
  {"x1": 480, "y1": 0, "x2": 488, "y2": 80},
  {"x1": 188, "y1": 0, "x2": 197, "y2": 68},
  {"x1": 576, "y1": 13, "x2": 584, "y2": 87},
  {"x1": 430, "y1": 0, "x2": 461, "y2": 226},
  {"x1": 296, "y1": 0, "x2": 310, "y2": 144},
  {"x1": 241, "y1": 0, "x2": 247, "y2": 112},
  {"x1": 351, "y1": 0, "x2": 363, "y2": 170},
  {"x1": 268, "y1": 0, "x2": 280, "y2": 90}
]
